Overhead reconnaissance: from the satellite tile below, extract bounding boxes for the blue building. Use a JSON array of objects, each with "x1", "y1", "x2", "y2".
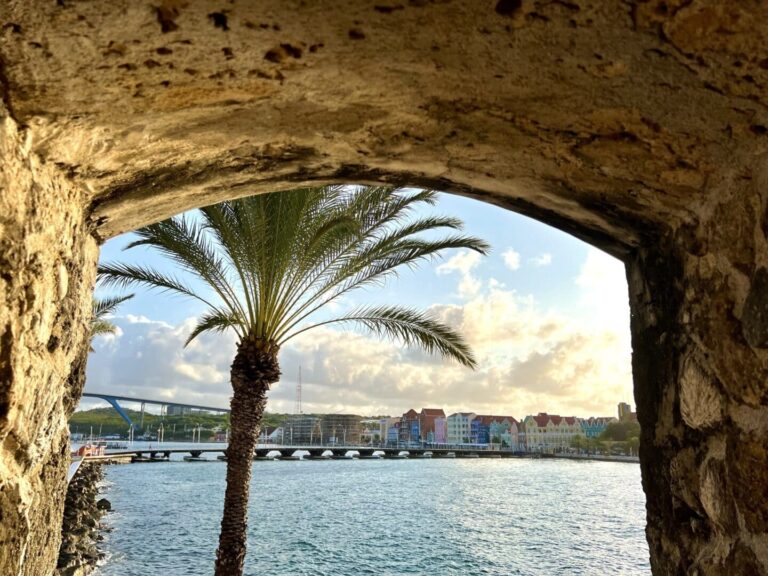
[
  {"x1": 580, "y1": 416, "x2": 616, "y2": 438},
  {"x1": 399, "y1": 409, "x2": 420, "y2": 444},
  {"x1": 470, "y1": 416, "x2": 491, "y2": 444}
]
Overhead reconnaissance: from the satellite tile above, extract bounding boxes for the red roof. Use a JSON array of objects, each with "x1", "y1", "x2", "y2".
[
  {"x1": 533, "y1": 413, "x2": 550, "y2": 427},
  {"x1": 402, "y1": 409, "x2": 418, "y2": 418},
  {"x1": 420, "y1": 408, "x2": 445, "y2": 417},
  {"x1": 478, "y1": 415, "x2": 517, "y2": 424}
]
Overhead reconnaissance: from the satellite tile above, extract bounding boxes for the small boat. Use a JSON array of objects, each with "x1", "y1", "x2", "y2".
[
  {"x1": 418, "y1": 451, "x2": 433, "y2": 459},
  {"x1": 461, "y1": 452, "x2": 480, "y2": 459},
  {"x1": 444, "y1": 451, "x2": 456, "y2": 458},
  {"x1": 216, "y1": 454, "x2": 227, "y2": 461}
]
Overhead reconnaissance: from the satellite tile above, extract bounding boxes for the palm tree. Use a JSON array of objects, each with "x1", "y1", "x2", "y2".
[
  {"x1": 98, "y1": 185, "x2": 489, "y2": 576},
  {"x1": 89, "y1": 294, "x2": 134, "y2": 350}
]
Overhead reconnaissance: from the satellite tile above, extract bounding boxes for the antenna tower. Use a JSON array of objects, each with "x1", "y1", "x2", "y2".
[{"x1": 294, "y1": 366, "x2": 302, "y2": 414}]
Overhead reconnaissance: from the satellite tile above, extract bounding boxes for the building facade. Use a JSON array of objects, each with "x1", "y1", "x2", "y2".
[
  {"x1": 580, "y1": 416, "x2": 617, "y2": 438},
  {"x1": 446, "y1": 412, "x2": 475, "y2": 444},
  {"x1": 418, "y1": 408, "x2": 446, "y2": 443},
  {"x1": 433, "y1": 417, "x2": 446, "y2": 443},
  {"x1": 489, "y1": 417, "x2": 520, "y2": 450},
  {"x1": 399, "y1": 409, "x2": 420, "y2": 444},
  {"x1": 618, "y1": 402, "x2": 638, "y2": 422},
  {"x1": 523, "y1": 413, "x2": 584, "y2": 452},
  {"x1": 379, "y1": 417, "x2": 400, "y2": 445}
]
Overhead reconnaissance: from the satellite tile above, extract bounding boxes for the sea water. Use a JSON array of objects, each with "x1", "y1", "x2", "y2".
[{"x1": 95, "y1": 457, "x2": 649, "y2": 575}]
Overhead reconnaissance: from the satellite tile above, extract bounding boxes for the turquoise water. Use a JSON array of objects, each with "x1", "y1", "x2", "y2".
[{"x1": 96, "y1": 458, "x2": 650, "y2": 575}]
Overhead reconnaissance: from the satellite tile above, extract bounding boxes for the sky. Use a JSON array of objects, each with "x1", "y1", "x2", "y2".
[{"x1": 83, "y1": 191, "x2": 634, "y2": 420}]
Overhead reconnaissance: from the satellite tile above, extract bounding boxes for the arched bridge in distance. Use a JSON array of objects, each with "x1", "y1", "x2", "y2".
[{"x1": 81, "y1": 392, "x2": 230, "y2": 429}]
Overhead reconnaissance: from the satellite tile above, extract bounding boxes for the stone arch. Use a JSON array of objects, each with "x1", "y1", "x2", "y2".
[{"x1": 1, "y1": 1, "x2": 767, "y2": 574}]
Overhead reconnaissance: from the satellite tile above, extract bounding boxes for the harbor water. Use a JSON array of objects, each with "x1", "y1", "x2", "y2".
[{"x1": 95, "y1": 457, "x2": 650, "y2": 575}]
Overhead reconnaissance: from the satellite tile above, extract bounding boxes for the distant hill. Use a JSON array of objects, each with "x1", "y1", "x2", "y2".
[
  {"x1": 70, "y1": 406, "x2": 390, "y2": 440},
  {"x1": 70, "y1": 407, "x2": 284, "y2": 439}
]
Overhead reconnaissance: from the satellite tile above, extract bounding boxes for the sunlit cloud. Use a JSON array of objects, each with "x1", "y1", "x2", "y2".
[
  {"x1": 85, "y1": 247, "x2": 632, "y2": 420},
  {"x1": 436, "y1": 250, "x2": 483, "y2": 299},
  {"x1": 529, "y1": 253, "x2": 552, "y2": 267},
  {"x1": 502, "y1": 248, "x2": 521, "y2": 271}
]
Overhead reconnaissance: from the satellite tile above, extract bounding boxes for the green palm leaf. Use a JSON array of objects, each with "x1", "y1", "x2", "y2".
[
  {"x1": 282, "y1": 305, "x2": 477, "y2": 368},
  {"x1": 100, "y1": 186, "x2": 489, "y2": 362},
  {"x1": 89, "y1": 293, "x2": 134, "y2": 349}
]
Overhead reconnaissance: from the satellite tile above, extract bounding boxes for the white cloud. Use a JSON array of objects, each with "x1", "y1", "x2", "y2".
[
  {"x1": 529, "y1": 253, "x2": 552, "y2": 267},
  {"x1": 84, "y1": 272, "x2": 633, "y2": 420},
  {"x1": 502, "y1": 248, "x2": 521, "y2": 271},
  {"x1": 436, "y1": 250, "x2": 481, "y2": 276},
  {"x1": 86, "y1": 316, "x2": 236, "y2": 410},
  {"x1": 575, "y1": 247, "x2": 630, "y2": 337},
  {"x1": 436, "y1": 250, "x2": 482, "y2": 299}
]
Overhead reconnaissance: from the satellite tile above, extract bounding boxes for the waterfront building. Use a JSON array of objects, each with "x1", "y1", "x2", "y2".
[
  {"x1": 469, "y1": 416, "x2": 520, "y2": 449},
  {"x1": 523, "y1": 413, "x2": 584, "y2": 452},
  {"x1": 470, "y1": 415, "x2": 492, "y2": 444},
  {"x1": 446, "y1": 412, "x2": 476, "y2": 444},
  {"x1": 379, "y1": 417, "x2": 400, "y2": 445},
  {"x1": 418, "y1": 408, "x2": 446, "y2": 443},
  {"x1": 433, "y1": 416, "x2": 446, "y2": 443},
  {"x1": 489, "y1": 417, "x2": 519, "y2": 450},
  {"x1": 518, "y1": 421, "x2": 527, "y2": 451},
  {"x1": 360, "y1": 419, "x2": 383, "y2": 444},
  {"x1": 399, "y1": 408, "x2": 420, "y2": 444},
  {"x1": 319, "y1": 414, "x2": 361, "y2": 445},
  {"x1": 282, "y1": 414, "x2": 321, "y2": 444},
  {"x1": 580, "y1": 416, "x2": 617, "y2": 438},
  {"x1": 618, "y1": 402, "x2": 638, "y2": 422}
]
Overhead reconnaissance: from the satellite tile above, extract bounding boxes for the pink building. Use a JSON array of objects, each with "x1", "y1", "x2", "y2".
[{"x1": 433, "y1": 416, "x2": 447, "y2": 443}]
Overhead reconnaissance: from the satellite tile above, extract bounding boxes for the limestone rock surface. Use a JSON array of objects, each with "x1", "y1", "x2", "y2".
[{"x1": 0, "y1": 1, "x2": 767, "y2": 574}]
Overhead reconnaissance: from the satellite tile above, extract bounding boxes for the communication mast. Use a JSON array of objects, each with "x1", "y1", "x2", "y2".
[{"x1": 294, "y1": 366, "x2": 302, "y2": 414}]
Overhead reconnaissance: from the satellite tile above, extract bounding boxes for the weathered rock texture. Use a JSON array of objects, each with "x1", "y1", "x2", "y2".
[
  {"x1": 57, "y1": 463, "x2": 106, "y2": 576},
  {"x1": 0, "y1": 0, "x2": 767, "y2": 574},
  {"x1": 0, "y1": 106, "x2": 99, "y2": 576}
]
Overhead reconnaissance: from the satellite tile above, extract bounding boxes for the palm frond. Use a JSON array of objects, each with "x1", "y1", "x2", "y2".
[
  {"x1": 97, "y1": 263, "x2": 216, "y2": 308},
  {"x1": 281, "y1": 305, "x2": 477, "y2": 369},
  {"x1": 90, "y1": 319, "x2": 117, "y2": 337},
  {"x1": 184, "y1": 309, "x2": 242, "y2": 347},
  {"x1": 93, "y1": 293, "x2": 134, "y2": 320},
  {"x1": 89, "y1": 293, "x2": 134, "y2": 348},
  {"x1": 101, "y1": 185, "x2": 487, "y2": 369}
]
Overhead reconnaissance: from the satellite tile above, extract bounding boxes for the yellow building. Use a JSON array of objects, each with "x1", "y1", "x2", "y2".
[{"x1": 523, "y1": 413, "x2": 584, "y2": 453}]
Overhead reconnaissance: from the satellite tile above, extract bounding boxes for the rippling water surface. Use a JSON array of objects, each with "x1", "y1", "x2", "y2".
[{"x1": 96, "y1": 457, "x2": 649, "y2": 575}]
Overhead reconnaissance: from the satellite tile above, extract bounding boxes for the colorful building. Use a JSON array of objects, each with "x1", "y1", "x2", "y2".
[
  {"x1": 433, "y1": 416, "x2": 447, "y2": 443},
  {"x1": 399, "y1": 408, "x2": 420, "y2": 444},
  {"x1": 379, "y1": 417, "x2": 400, "y2": 445},
  {"x1": 468, "y1": 415, "x2": 520, "y2": 449},
  {"x1": 418, "y1": 408, "x2": 446, "y2": 443},
  {"x1": 580, "y1": 416, "x2": 617, "y2": 438},
  {"x1": 523, "y1": 413, "x2": 584, "y2": 452},
  {"x1": 489, "y1": 416, "x2": 520, "y2": 450},
  {"x1": 446, "y1": 412, "x2": 475, "y2": 444}
]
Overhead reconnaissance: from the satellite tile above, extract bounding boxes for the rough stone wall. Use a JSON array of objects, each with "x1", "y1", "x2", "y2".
[
  {"x1": 628, "y1": 163, "x2": 768, "y2": 574},
  {"x1": 0, "y1": 1, "x2": 767, "y2": 575},
  {"x1": 0, "y1": 107, "x2": 98, "y2": 576}
]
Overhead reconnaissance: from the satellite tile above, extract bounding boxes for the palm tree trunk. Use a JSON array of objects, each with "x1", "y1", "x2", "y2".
[{"x1": 214, "y1": 338, "x2": 280, "y2": 576}]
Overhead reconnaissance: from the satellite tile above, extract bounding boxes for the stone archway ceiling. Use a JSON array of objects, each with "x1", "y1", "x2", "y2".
[{"x1": 2, "y1": 0, "x2": 767, "y2": 256}]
